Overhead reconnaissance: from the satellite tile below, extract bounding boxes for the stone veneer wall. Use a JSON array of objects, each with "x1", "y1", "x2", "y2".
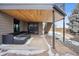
[
  {"x1": 38, "y1": 22, "x2": 52, "y2": 35},
  {"x1": 0, "y1": 12, "x2": 14, "y2": 44},
  {"x1": 38, "y1": 22, "x2": 43, "y2": 35},
  {"x1": 44, "y1": 22, "x2": 52, "y2": 34}
]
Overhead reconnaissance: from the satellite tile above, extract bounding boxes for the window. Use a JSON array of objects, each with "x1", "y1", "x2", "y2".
[
  {"x1": 14, "y1": 18, "x2": 20, "y2": 33},
  {"x1": 28, "y1": 22, "x2": 39, "y2": 34}
]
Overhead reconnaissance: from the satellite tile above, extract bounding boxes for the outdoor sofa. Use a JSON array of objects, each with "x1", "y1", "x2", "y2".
[{"x1": 2, "y1": 31, "x2": 31, "y2": 44}]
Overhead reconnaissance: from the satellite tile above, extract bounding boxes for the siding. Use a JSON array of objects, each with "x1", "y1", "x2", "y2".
[{"x1": 0, "y1": 13, "x2": 13, "y2": 44}]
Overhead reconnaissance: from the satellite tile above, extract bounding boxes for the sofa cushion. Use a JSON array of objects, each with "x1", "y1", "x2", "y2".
[
  {"x1": 14, "y1": 36, "x2": 26, "y2": 40},
  {"x1": 16, "y1": 33, "x2": 26, "y2": 37}
]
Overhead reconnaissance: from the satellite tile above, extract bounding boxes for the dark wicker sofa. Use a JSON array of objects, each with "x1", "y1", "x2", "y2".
[{"x1": 2, "y1": 31, "x2": 31, "y2": 44}]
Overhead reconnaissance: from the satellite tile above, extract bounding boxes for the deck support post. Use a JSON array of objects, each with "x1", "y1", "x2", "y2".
[
  {"x1": 63, "y1": 17, "x2": 65, "y2": 42},
  {"x1": 52, "y1": 10, "x2": 55, "y2": 49}
]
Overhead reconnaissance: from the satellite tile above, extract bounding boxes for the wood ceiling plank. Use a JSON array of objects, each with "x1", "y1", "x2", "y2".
[
  {"x1": 0, "y1": 10, "x2": 29, "y2": 22},
  {"x1": 0, "y1": 9, "x2": 64, "y2": 22},
  {"x1": 18, "y1": 10, "x2": 31, "y2": 22}
]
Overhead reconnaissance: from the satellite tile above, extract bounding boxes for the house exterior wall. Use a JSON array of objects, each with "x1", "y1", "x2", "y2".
[
  {"x1": 38, "y1": 22, "x2": 52, "y2": 35},
  {"x1": 0, "y1": 12, "x2": 51, "y2": 44},
  {"x1": 38, "y1": 22, "x2": 43, "y2": 35},
  {"x1": 0, "y1": 13, "x2": 13, "y2": 44},
  {"x1": 44, "y1": 22, "x2": 52, "y2": 34},
  {"x1": 20, "y1": 22, "x2": 44, "y2": 35},
  {"x1": 20, "y1": 21, "x2": 28, "y2": 31}
]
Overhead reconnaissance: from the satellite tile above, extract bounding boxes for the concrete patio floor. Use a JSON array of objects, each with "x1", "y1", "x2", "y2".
[{"x1": 0, "y1": 34, "x2": 77, "y2": 56}]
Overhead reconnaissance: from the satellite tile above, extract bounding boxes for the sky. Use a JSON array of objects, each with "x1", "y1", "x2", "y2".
[{"x1": 55, "y1": 3, "x2": 76, "y2": 28}]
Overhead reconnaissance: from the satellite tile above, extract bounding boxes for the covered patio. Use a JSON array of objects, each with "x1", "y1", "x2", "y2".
[
  {"x1": 0, "y1": 34, "x2": 77, "y2": 56},
  {"x1": 0, "y1": 4, "x2": 69, "y2": 56}
]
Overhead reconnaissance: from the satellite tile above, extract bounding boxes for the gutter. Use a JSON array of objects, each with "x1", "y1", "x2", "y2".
[{"x1": 53, "y1": 4, "x2": 66, "y2": 16}]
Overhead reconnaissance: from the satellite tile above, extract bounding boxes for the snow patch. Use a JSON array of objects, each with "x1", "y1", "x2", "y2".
[
  {"x1": 26, "y1": 38, "x2": 33, "y2": 45},
  {"x1": 6, "y1": 49, "x2": 45, "y2": 55},
  {"x1": 66, "y1": 39, "x2": 79, "y2": 46},
  {"x1": 0, "y1": 49, "x2": 46, "y2": 56},
  {"x1": 48, "y1": 31, "x2": 79, "y2": 47},
  {"x1": 41, "y1": 35, "x2": 55, "y2": 56},
  {"x1": 64, "y1": 53, "x2": 74, "y2": 56},
  {"x1": 0, "y1": 37, "x2": 47, "y2": 56}
]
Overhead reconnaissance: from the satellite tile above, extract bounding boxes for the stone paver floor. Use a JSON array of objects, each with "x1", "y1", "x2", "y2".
[{"x1": 0, "y1": 34, "x2": 78, "y2": 56}]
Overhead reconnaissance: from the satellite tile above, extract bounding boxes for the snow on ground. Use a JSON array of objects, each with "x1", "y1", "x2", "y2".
[
  {"x1": 0, "y1": 37, "x2": 46, "y2": 56},
  {"x1": 41, "y1": 35, "x2": 56, "y2": 56},
  {"x1": 48, "y1": 31, "x2": 79, "y2": 47},
  {"x1": 0, "y1": 32, "x2": 78, "y2": 56},
  {"x1": 0, "y1": 48, "x2": 46, "y2": 56},
  {"x1": 48, "y1": 31, "x2": 78, "y2": 56},
  {"x1": 26, "y1": 38, "x2": 34, "y2": 45}
]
